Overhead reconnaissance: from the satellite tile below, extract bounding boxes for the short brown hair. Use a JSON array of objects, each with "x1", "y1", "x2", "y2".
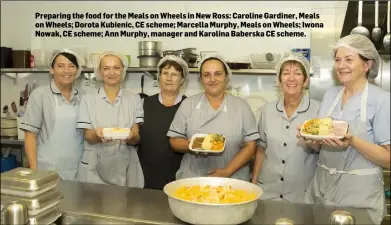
[
  {"x1": 158, "y1": 60, "x2": 184, "y2": 78},
  {"x1": 278, "y1": 60, "x2": 308, "y2": 82}
]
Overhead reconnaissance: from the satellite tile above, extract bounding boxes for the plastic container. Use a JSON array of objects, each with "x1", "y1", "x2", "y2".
[
  {"x1": 102, "y1": 128, "x2": 130, "y2": 140},
  {"x1": 300, "y1": 120, "x2": 349, "y2": 141},
  {"x1": 189, "y1": 134, "x2": 226, "y2": 153}
]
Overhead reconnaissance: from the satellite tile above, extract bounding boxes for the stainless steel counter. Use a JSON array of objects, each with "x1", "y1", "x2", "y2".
[{"x1": 57, "y1": 180, "x2": 375, "y2": 225}]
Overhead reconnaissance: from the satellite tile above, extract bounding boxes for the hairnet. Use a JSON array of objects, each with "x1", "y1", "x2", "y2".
[
  {"x1": 275, "y1": 51, "x2": 311, "y2": 80},
  {"x1": 49, "y1": 48, "x2": 82, "y2": 79},
  {"x1": 157, "y1": 55, "x2": 189, "y2": 86},
  {"x1": 332, "y1": 34, "x2": 380, "y2": 79},
  {"x1": 94, "y1": 51, "x2": 129, "y2": 82},
  {"x1": 198, "y1": 54, "x2": 232, "y2": 84}
]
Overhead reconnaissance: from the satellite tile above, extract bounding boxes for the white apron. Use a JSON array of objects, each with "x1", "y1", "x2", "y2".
[
  {"x1": 37, "y1": 95, "x2": 83, "y2": 181},
  {"x1": 305, "y1": 82, "x2": 386, "y2": 225},
  {"x1": 176, "y1": 94, "x2": 250, "y2": 181},
  {"x1": 78, "y1": 94, "x2": 144, "y2": 187}
]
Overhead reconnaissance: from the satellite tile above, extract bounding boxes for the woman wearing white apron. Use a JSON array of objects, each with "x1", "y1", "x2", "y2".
[
  {"x1": 76, "y1": 51, "x2": 144, "y2": 187},
  {"x1": 21, "y1": 49, "x2": 84, "y2": 180},
  {"x1": 252, "y1": 52, "x2": 320, "y2": 204},
  {"x1": 298, "y1": 34, "x2": 390, "y2": 225},
  {"x1": 168, "y1": 55, "x2": 260, "y2": 180}
]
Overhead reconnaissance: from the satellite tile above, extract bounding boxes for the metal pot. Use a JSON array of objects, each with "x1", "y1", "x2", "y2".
[
  {"x1": 138, "y1": 41, "x2": 162, "y2": 50},
  {"x1": 163, "y1": 50, "x2": 198, "y2": 68},
  {"x1": 138, "y1": 49, "x2": 163, "y2": 57},
  {"x1": 2, "y1": 201, "x2": 29, "y2": 225},
  {"x1": 163, "y1": 177, "x2": 263, "y2": 225},
  {"x1": 138, "y1": 56, "x2": 161, "y2": 68},
  {"x1": 181, "y1": 48, "x2": 197, "y2": 54}
]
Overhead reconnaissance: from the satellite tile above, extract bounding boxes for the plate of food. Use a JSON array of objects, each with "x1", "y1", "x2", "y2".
[
  {"x1": 300, "y1": 118, "x2": 349, "y2": 140},
  {"x1": 189, "y1": 133, "x2": 226, "y2": 153},
  {"x1": 102, "y1": 127, "x2": 130, "y2": 140}
]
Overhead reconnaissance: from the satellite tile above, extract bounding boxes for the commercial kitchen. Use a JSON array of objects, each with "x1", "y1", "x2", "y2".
[{"x1": 1, "y1": 1, "x2": 390, "y2": 225}]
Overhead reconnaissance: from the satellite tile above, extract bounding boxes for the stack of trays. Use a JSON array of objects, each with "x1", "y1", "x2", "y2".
[{"x1": 1, "y1": 168, "x2": 62, "y2": 225}]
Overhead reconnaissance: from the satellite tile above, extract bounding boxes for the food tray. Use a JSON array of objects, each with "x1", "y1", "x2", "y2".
[
  {"x1": 29, "y1": 206, "x2": 62, "y2": 225},
  {"x1": 1, "y1": 168, "x2": 60, "y2": 197},
  {"x1": 300, "y1": 120, "x2": 349, "y2": 141},
  {"x1": 189, "y1": 134, "x2": 226, "y2": 153},
  {"x1": 1, "y1": 188, "x2": 62, "y2": 216},
  {"x1": 102, "y1": 127, "x2": 130, "y2": 139}
]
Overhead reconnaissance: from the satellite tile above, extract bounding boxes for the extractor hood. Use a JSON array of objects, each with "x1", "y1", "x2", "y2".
[{"x1": 341, "y1": 1, "x2": 389, "y2": 55}]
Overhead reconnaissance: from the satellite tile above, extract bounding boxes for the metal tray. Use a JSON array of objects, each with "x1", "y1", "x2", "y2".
[
  {"x1": 1, "y1": 188, "x2": 62, "y2": 216},
  {"x1": 1, "y1": 168, "x2": 60, "y2": 197},
  {"x1": 29, "y1": 206, "x2": 62, "y2": 225}
]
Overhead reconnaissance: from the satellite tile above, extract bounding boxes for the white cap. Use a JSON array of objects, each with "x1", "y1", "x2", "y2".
[
  {"x1": 49, "y1": 48, "x2": 82, "y2": 79},
  {"x1": 94, "y1": 51, "x2": 129, "y2": 82},
  {"x1": 198, "y1": 54, "x2": 232, "y2": 84},
  {"x1": 157, "y1": 55, "x2": 189, "y2": 86}
]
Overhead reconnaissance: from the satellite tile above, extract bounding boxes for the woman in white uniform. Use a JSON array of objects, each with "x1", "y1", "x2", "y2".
[
  {"x1": 252, "y1": 52, "x2": 320, "y2": 203},
  {"x1": 76, "y1": 51, "x2": 144, "y2": 187},
  {"x1": 21, "y1": 49, "x2": 84, "y2": 180},
  {"x1": 299, "y1": 34, "x2": 390, "y2": 225},
  {"x1": 168, "y1": 55, "x2": 260, "y2": 180}
]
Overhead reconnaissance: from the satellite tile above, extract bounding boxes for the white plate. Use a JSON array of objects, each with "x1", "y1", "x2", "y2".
[
  {"x1": 102, "y1": 128, "x2": 130, "y2": 139},
  {"x1": 300, "y1": 120, "x2": 349, "y2": 141},
  {"x1": 189, "y1": 133, "x2": 226, "y2": 153}
]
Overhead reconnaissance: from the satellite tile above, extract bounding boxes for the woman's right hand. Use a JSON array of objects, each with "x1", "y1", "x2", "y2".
[
  {"x1": 296, "y1": 125, "x2": 322, "y2": 151},
  {"x1": 96, "y1": 128, "x2": 112, "y2": 143}
]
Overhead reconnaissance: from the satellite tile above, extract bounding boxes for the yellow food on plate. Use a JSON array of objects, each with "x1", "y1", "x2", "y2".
[
  {"x1": 201, "y1": 134, "x2": 225, "y2": 151},
  {"x1": 302, "y1": 118, "x2": 332, "y2": 136},
  {"x1": 110, "y1": 128, "x2": 130, "y2": 133},
  {"x1": 174, "y1": 185, "x2": 256, "y2": 204}
]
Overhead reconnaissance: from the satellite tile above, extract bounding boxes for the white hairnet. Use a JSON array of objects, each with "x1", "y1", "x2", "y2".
[
  {"x1": 198, "y1": 54, "x2": 232, "y2": 84},
  {"x1": 49, "y1": 48, "x2": 82, "y2": 79},
  {"x1": 275, "y1": 51, "x2": 311, "y2": 79},
  {"x1": 157, "y1": 55, "x2": 189, "y2": 86},
  {"x1": 332, "y1": 34, "x2": 380, "y2": 79},
  {"x1": 94, "y1": 51, "x2": 129, "y2": 82}
]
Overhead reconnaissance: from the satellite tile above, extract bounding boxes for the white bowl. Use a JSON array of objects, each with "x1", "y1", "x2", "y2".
[{"x1": 163, "y1": 177, "x2": 263, "y2": 225}]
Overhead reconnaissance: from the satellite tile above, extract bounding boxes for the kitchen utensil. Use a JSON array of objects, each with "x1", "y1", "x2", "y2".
[
  {"x1": 138, "y1": 49, "x2": 163, "y2": 57},
  {"x1": 1, "y1": 167, "x2": 60, "y2": 198},
  {"x1": 250, "y1": 53, "x2": 281, "y2": 69},
  {"x1": 138, "y1": 41, "x2": 162, "y2": 50},
  {"x1": 23, "y1": 84, "x2": 29, "y2": 103},
  {"x1": 163, "y1": 177, "x2": 263, "y2": 225},
  {"x1": 227, "y1": 62, "x2": 250, "y2": 70},
  {"x1": 329, "y1": 210, "x2": 355, "y2": 225},
  {"x1": 10, "y1": 102, "x2": 17, "y2": 114},
  {"x1": 383, "y1": 1, "x2": 390, "y2": 51},
  {"x1": 138, "y1": 56, "x2": 161, "y2": 68},
  {"x1": 350, "y1": 1, "x2": 370, "y2": 38},
  {"x1": 181, "y1": 48, "x2": 197, "y2": 54},
  {"x1": 371, "y1": 1, "x2": 382, "y2": 42},
  {"x1": 1, "y1": 188, "x2": 62, "y2": 216},
  {"x1": 200, "y1": 51, "x2": 219, "y2": 60},
  {"x1": 139, "y1": 75, "x2": 149, "y2": 99},
  {"x1": 2, "y1": 201, "x2": 29, "y2": 225}
]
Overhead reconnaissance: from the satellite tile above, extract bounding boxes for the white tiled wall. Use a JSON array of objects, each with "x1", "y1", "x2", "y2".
[{"x1": 1, "y1": 1, "x2": 348, "y2": 116}]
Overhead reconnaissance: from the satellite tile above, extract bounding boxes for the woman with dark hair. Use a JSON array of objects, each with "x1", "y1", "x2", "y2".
[
  {"x1": 168, "y1": 55, "x2": 260, "y2": 181},
  {"x1": 138, "y1": 55, "x2": 189, "y2": 190},
  {"x1": 21, "y1": 49, "x2": 84, "y2": 181}
]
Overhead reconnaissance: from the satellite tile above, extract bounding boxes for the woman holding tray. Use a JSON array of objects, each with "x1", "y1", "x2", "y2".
[
  {"x1": 76, "y1": 51, "x2": 144, "y2": 187},
  {"x1": 251, "y1": 52, "x2": 320, "y2": 204},
  {"x1": 168, "y1": 55, "x2": 260, "y2": 181},
  {"x1": 298, "y1": 34, "x2": 390, "y2": 225}
]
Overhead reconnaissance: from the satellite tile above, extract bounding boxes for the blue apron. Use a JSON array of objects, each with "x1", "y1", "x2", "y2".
[{"x1": 37, "y1": 94, "x2": 83, "y2": 181}]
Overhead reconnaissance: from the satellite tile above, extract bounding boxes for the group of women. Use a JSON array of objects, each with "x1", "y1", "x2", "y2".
[{"x1": 20, "y1": 34, "x2": 389, "y2": 225}]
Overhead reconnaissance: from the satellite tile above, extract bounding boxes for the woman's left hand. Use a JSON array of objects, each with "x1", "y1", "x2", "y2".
[
  {"x1": 207, "y1": 168, "x2": 231, "y2": 177},
  {"x1": 322, "y1": 133, "x2": 354, "y2": 149},
  {"x1": 121, "y1": 130, "x2": 133, "y2": 143}
]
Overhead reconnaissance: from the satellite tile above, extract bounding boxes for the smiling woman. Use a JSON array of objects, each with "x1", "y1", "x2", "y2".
[{"x1": 20, "y1": 49, "x2": 84, "y2": 181}]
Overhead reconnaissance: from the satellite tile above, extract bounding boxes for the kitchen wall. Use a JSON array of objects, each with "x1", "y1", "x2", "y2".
[{"x1": 1, "y1": 1, "x2": 349, "y2": 119}]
